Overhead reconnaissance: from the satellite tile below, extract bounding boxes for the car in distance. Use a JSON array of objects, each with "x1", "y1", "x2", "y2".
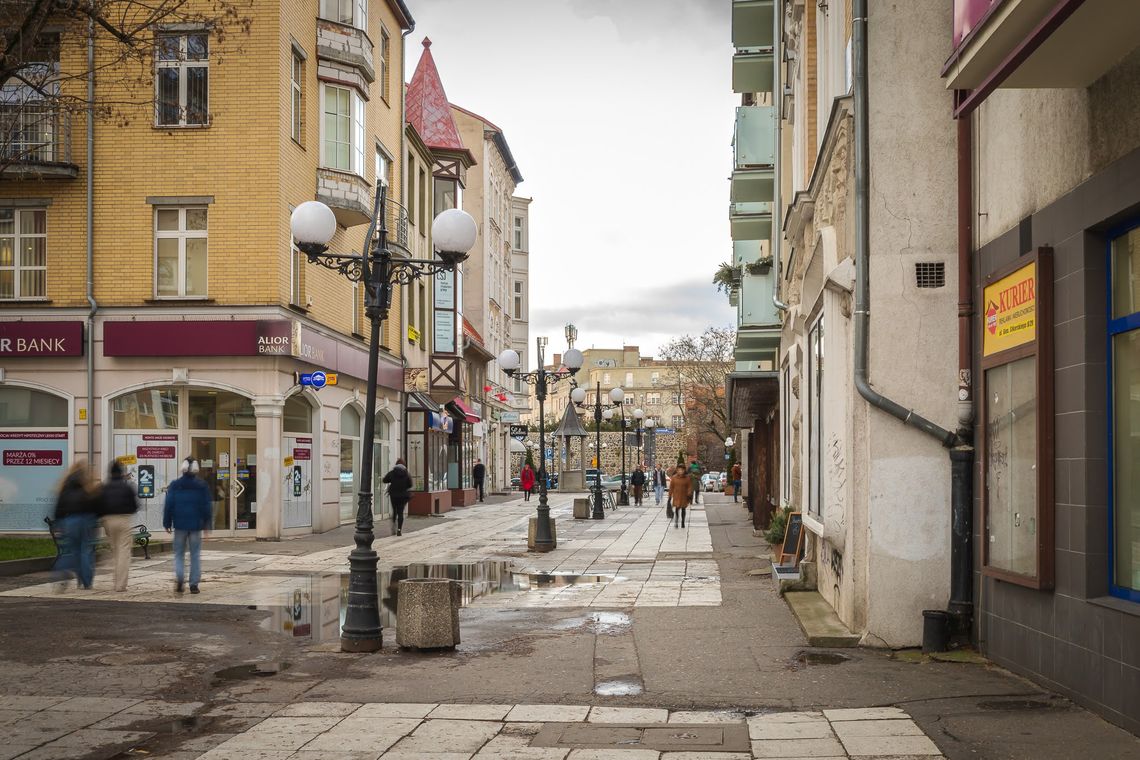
[{"x1": 701, "y1": 472, "x2": 721, "y2": 492}]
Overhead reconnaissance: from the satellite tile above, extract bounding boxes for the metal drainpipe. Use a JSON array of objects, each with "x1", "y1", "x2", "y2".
[
  {"x1": 772, "y1": 0, "x2": 787, "y2": 312},
  {"x1": 851, "y1": 0, "x2": 956, "y2": 449},
  {"x1": 85, "y1": 13, "x2": 97, "y2": 469}
]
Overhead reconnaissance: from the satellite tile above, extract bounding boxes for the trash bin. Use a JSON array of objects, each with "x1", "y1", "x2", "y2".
[
  {"x1": 396, "y1": 578, "x2": 461, "y2": 649},
  {"x1": 922, "y1": 609, "x2": 950, "y2": 653}
]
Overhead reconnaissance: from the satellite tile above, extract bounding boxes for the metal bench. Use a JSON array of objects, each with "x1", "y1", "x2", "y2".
[{"x1": 44, "y1": 516, "x2": 152, "y2": 560}]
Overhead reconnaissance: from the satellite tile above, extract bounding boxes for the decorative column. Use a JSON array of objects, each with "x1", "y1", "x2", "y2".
[{"x1": 253, "y1": 396, "x2": 285, "y2": 541}]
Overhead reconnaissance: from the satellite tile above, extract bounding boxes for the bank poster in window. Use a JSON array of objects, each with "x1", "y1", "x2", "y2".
[
  {"x1": 983, "y1": 261, "x2": 1036, "y2": 357},
  {"x1": 0, "y1": 432, "x2": 68, "y2": 530},
  {"x1": 112, "y1": 434, "x2": 180, "y2": 532}
]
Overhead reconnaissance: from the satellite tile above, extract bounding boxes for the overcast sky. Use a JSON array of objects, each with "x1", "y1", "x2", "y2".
[{"x1": 408, "y1": 0, "x2": 736, "y2": 367}]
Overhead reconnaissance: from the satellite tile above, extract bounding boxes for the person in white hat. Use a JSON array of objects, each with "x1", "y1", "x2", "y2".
[{"x1": 162, "y1": 458, "x2": 211, "y2": 594}]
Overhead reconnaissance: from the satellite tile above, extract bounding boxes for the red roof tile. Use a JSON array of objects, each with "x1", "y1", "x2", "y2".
[{"x1": 407, "y1": 39, "x2": 466, "y2": 153}]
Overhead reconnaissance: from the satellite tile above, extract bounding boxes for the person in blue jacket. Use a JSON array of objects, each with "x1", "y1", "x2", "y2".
[{"x1": 163, "y1": 458, "x2": 212, "y2": 594}]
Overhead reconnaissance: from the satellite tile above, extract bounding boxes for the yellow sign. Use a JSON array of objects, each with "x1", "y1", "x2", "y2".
[
  {"x1": 117, "y1": 455, "x2": 137, "y2": 466},
  {"x1": 326, "y1": 373, "x2": 338, "y2": 386},
  {"x1": 407, "y1": 325, "x2": 421, "y2": 343},
  {"x1": 983, "y1": 261, "x2": 1037, "y2": 357},
  {"x1": 284, "y1": 456, "x2": 294, "y2": 467},
  {"x1": 78, "y1": 408, "x2": 87, "y2": 421}
]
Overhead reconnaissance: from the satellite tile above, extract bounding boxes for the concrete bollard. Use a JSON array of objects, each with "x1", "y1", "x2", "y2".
[
  {"x1": 396, "y1": 578, "x2": 461, "y2": 649},
  {"x1": 573, "y1": 498, "x2": 591, "y2": 519}
]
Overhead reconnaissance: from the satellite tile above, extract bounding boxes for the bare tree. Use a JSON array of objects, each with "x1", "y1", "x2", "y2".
[
  {"x1": 659, "y1": 326, "x2": 735, "y2": 461},
  {"x1": 0, "y1": 0, "x2": 252, "y2": 171}
]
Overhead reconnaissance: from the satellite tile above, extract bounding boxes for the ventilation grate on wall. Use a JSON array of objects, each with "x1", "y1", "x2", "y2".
[{"x1": 915, "y1": 262, "x2": 946, "y2": 289}]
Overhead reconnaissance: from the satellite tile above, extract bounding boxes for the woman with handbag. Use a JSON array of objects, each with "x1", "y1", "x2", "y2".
[{"x1": 668, "y1": 467, "x2": 693, "y2": 528}]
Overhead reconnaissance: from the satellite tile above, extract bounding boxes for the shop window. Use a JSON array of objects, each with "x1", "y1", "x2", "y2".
[
  {"x1": 373, "y1": 412, "x2": 391, "y2": 517},
  {"x1": 284, "y1": 395, "x2": 312, "y2": 433},
  {"x1": 340, "y1": 405, "x2": 361, "y2": 522},
  {"x1": 1110, "y1": 225, "x2": 1140, "y2": 600},
  {"x1": 111, "y1": 388, "x2": 178, "y2": 430},
  {"x1": 981, "y1": 248, "x2": 1054, "y2": 589},
  {"x1": 188, "y1": 390, "x2": 254, "y2": 431},
  {"x1": 0, "y1": 385, "x2": 67, "y2": 427},
  {"x1": 0, "y1": 386, "x2": 69, "y2": 531}
]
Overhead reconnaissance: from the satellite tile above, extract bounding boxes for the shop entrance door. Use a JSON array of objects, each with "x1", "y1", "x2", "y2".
[{"x1": 191, "y1": 435, "x2": 258, "y2": 533}]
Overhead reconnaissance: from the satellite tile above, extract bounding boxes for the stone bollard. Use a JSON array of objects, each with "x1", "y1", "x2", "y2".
[
  {"x1": 527, "y1": 517, "x2": 557, "y2": 550},
  {"x1": 573, "y1": 498, "x2": 591, "y2": 519},
  {"x1": 396, "y1": 578, "x2": 461, "y2": 649}
]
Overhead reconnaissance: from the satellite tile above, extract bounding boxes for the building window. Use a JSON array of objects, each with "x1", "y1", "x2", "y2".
[
  {"x1": 352, "y1": 281, "x2": 362, "y2": 335},
  {"x1": 672, "y1": 392, "x2": 683, "y2": 404},
  {"x1": 1110, "y1": 224, "x2": 1140, "y2": 600},
  {"x1": 434, "y1": 178, "x2": 459, "y2": 215},
  {"x1": 290, "y1": 51, "x2": 303, "y2": 143},
  {"x1": 625, "y1": 372, "x2": 633, "y2": 387},
  {"x1": 320, "y1": 0, "x2": 365, "y2": 31},
  {"x1": 154, "y1": 207, "x2": 207, "y2": 298},
  {"x1": 321, "y1": 84, "x2": 364, "y2": 175},
  {"x1": 417, "y1": 281, "x2": 427, "y2": 347},
  {"x1": 155, "y1": 32, "x2": 209, "y2": 127},
  {"x1": 290, "y1": 240, "x2": 304, "y2": 306},
  {"x1": 603, "y1": 373, "x2": 610, "y2": 386},
  {"x1": 379, "y1": 28, "x2": 390, "y2": 101},
  {"x1": 513, "y1": 281, "x2": 523, "y2": 319},
  {"x1": 513, "y1": 215, "x2": 524, "y2": 249},
  {"x1": 646, "y1": 392, "x2": 661, "y2": 405},
  {"x1": 340, "y1": 405, "x2": 361, "y2": 522},
  {"x1": 0, "y1": 35, "x2": 61, "y2": 164},
  {"x1": 0, "y1": 208, "x2": 46, "y2": 300},
  {"x1": 807, "y1": 316, "x2": 824, "y2": 518},
  {"x1": 651, "y1": 371, "x2": 659, "y2": 386},
  {"x1": 782, "y1": 362, "x2": 791, "y2": 502},
  {"x1": 406, "y1": 151, "x2": 416, "y2": 226},
  {"x1": 375, "y1": 147, "x2": 389, "y2": 189},
  {"x1": 419, "y1": 167, "x2": 427, "y2": 231},
  {"x1": 672, "y1": 415, "x2": 684, "y2": 428}
]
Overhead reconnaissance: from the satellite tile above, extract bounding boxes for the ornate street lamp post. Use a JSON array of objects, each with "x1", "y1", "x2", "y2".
[
  {"x1": 571, "y1": 383, "x2": 623, "y2": 519},
  {"x1": 290, "y1": 189, "x2": 476, "y2": 653},
  {"x1": 498, "y1": 338, "x2": 583, "y2": 551}
]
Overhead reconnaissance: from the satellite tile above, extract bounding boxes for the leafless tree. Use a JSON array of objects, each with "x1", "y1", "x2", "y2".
[
  {"x1": 659, "y1": 326, "x2": 735, "y2": 462},
  {"x1": 0, "y1": 0, "x2": 252, "y2": 171}
]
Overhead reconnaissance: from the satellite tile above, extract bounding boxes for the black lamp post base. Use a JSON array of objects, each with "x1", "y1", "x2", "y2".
[
  {"x1": 340, "y1": 542, "x2": 382, "y2": 653},
  {"x1": 619, "y1": 489, "x2": 629, "y2": 506}
]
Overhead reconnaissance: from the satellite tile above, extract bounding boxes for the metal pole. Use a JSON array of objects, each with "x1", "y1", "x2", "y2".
[
  {"x1": 534, "y1": 338, "x2": 554, "y2": 550},
  {"x1": 619, "y1": 408, "x2": 628, "y2": 505},
  {"x1": 592, "y1": 382, "x2": 605, "y2": 519},
  {"x1": 340, "y1": 189, "x2": 388, "y2": 653}
]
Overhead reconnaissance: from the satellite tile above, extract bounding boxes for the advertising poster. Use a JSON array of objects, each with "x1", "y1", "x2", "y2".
[
  {"x1": 113, "y1": 434, "x2": 180, "y2": 531},
  {"x1": 0, "y1": 432, "x2": 68, "y2": 530},
  {"x1": 983, "y1": 261, "x2": 1036, "y2": 357},
  {"x1": 283, "y1": 436, "x2": 312, "y2": 529}
]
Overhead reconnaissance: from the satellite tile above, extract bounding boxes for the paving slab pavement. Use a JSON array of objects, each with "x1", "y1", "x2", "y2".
[{"x1": 0, "y1": 494, "x2": 1135, "y2": 759}]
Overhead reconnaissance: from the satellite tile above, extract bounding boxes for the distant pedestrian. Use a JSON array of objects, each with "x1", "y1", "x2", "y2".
[
  {"x1": 382, "y1": 458, "x2": 412, "y2": 536},
  {"x1": 630, "y1": 466, "x2": 646, "y2": 506},
  {"x1": 731, "y1": 461, "x2": 743, "y2": 503},
  {"x1": 101, "y1": 461, "x2": 140, "y2": 592},
  {"x1": 473, "y1": 459, "x2": 486, "y2": 502},
  {"x1": 652, "y1": 464, "x2": 667, "y2": 506},
  {"x1": 520, "y1": 463, "x2": 536, "y2": 501},
  {"x1": 689, "y1": 459, "x2": 703, "y2": 505},
  {"x1": 669, "y1": 467, "x2": 693, "y2": 528},
  {"x1": 53, "y1": 462, "x2": 100, "y2": 590},
  {"x1": 163, "y1": 458, "x2": 211, "y2": 594}
]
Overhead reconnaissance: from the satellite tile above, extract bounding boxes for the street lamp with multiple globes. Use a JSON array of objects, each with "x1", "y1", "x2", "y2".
[
  {"x1": 637, "y1": 415, "x2": 655, "y2": 469},
  {"x1": 290, "y1": 188, "x2": 477, "y2": 653},
  {"x1": 497, "y1": 338, "x2": 583, "y2": 551},
  {"x1": 571, "y1": 383, "x2": 624, "y2": 519}
]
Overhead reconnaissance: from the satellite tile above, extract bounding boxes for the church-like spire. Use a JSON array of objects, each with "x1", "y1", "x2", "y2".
[{"x1": 407, "y1": 38, "x2": 466, "y2": 152}]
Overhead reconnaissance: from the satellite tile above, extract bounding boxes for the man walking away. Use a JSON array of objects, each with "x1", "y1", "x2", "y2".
[
  {"x1": 731, "y1": 461, "x2": 743, "y2": 503},
  {"x1": 669, "y1": 466, "x2": 693, "y2": 528},
  {"x1": 473, "y1": 458, "x2": 486, "y2": 502},
  {"x1": 163, "y1": 458, "x2": 211, "y2": 594},
  {"x1": 382, "y1": 458, "x2": 412, "y2": 536},
  {"x1": 652, "y1": 464, "x2": 666, "y2": 506},
  {"x1": 689, "y1": 459, "x2": 703, "y2": 505},
  {"x1": 53, "y1": 462, "x2": 100, "y2": 590},
  {"x1": 101, "y1": 461, "x2": 140, "y2": 592},
  {"x1": 630, "y1": 466, "x2": 646, "y2": 506}
]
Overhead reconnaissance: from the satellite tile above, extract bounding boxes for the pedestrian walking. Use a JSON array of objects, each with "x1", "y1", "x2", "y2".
[
  {"x1": 520, "y1": 463, "x2": 536, "y2": 502},
  {"x1": 381, "y1": 458, "x2": 412, "y2": 536},
  {"x1": 731, "y1": 461, "x2": 743, "y2": 503},
  {"x1": 689, "y1": 458, "x2": 703, "y2": 505},
  {"x1": 52, "y1": 462, "x2": 100, "y2": 590},
  {"x1": 652, "y1": 464, "x2": 666, "y2": 505},
  {"x1": 669, "y1": 466, "x2": 693, "y2": 528},
  {"x1": 473, "y1": 458, "x2": 486, "y2": 502},
  {"x1": 163, "y1": 458, "x2": 211, "y2": 594},
  {"x1": 100, "y1": 460, "x2": 140, "y2": 592},
  {"x1": 630, "y1": 466, "x2": 646, "y2": 506}
]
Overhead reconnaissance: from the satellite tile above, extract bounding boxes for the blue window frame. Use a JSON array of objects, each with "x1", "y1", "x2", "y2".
[{"x1": 1108, "y1": 219, "x2": 1140, "y2": 603}]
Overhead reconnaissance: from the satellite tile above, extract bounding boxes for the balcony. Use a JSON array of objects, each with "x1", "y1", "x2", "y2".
[
  {"x1": 732, "y1": 48, "x2": 774, "y2": 94},
  {"x1": 734, "y1": 105, "x2": 776, "y2": 168},
  {"x1": 316, "y1": 19, "x2": 375, "y2": 85},
  {"x1": 729, "y1": 201, "x2": 772, "y2": 241},
  {"x1": 315, "y1": 169, "x2": 409, "y2": 249},
  {"x1": 944, "y1": 0, "x2": 1140, "y2": 96},
  {"x1": 738, "y1": 271, "x2": 779, "y2": 328},
  {"x1": 0, "y1": 107, "x2": 77, "y2": 179},
  {"x1": 732, "y1": 0, "x2": 775, "y2": 49},
  {"x1": 734, "y1": 324, "x2": 781, "y2": 371}
]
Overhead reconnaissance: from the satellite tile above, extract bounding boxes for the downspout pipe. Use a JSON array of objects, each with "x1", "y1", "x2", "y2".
[
  {"x1": 772, "y1": 0, "x2": 787, "y2": 312},
  {"x1": 85, "y1": 12, "x2": 97, "y2": 469},
  {"x1": 851, "y1": 0, "x2": 957, "y2": 449}
]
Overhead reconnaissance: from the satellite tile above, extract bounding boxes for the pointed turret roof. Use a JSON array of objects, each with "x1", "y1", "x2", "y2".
[
  {"x1": 553, "y1": 403, "x2": 588, "y2": 438},
  {"x1": 407, "y1": 39, "x2": 468, "y2": 155}
]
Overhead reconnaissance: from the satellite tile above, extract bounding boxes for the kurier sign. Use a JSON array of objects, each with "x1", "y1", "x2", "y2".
[
  {"x1": 983, "y1": 260, "x2": 1036, "y2": 357},
  {"x1": 0, "y1": 322, "x2": 83, "y2": 357}
]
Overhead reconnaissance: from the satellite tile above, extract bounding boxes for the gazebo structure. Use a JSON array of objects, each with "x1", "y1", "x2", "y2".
[{"x1": 551, "y1": 403, "x2": 588, "y2": 491}]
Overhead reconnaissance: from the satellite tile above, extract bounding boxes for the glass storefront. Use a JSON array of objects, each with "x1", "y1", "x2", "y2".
[
  {"x1": 1110, "y1": 225, "x2": 1140, "y2": 600},
  {"x1": 283, "y1": 394, "x2": 314, "y2": 529},
  {"x1": 0, "y1": 386, "x2": 69, "y2": 531},
  {"x1": 340, "y1": 405, "x2": 361, "y2": 523}
]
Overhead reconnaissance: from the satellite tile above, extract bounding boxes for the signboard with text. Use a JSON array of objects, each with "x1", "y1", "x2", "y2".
[
  {"x1": 0, "y1": 322, "x2": 83, "y2": 357},
  {"x1": 0, "y1": 431, "x2": 69, "y2": 530},
  {"x1": 983, "y1": 260, "x2": 1036, "y2": 357}
]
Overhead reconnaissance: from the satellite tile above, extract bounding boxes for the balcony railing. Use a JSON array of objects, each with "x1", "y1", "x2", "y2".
[{"x1": 0, "y1": 106, "x2": 77, "y2": 178}]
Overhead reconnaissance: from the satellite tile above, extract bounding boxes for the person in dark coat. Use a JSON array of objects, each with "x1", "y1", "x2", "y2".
[
  {"x1": 101, "y1": 461, "x2": 140, "y2": 591},
  {"x1": 473, "y1": 459, "x2": 486, "y2": 502},
  {"x1": 652, "y1": 464, "x2": 667, "y2": 506},
  {"x1": 53, "y1": 462, "x2": 100, "y2": 589},
  {"x1": 163, "y1": 458, "x2": 211, "y2": 594},
  {"x1": 381, "y1": 458, "x2": 413, "y2": 536},
  {"x1": 630, "y1": 466, "x2": 647, "y2": 506}
]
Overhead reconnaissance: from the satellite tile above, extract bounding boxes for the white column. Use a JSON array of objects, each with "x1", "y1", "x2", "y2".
[{"x1": 253, "y1": 396, "x2": 285, "y2": 541}]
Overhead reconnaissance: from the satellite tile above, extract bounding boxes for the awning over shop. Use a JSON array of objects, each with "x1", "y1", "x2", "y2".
[
  {"x1": 446, "y1": 396, "x2": 480, "y2": 424},
  {"x1": 509, "y1": 438, "x2": 526, "y2": 453},
  {"x1": 406, "y1": 391, "x2": 441, "y2": 412},
  {"x1": 726, "y1": 370, "x2": 779, "y2": 428}
]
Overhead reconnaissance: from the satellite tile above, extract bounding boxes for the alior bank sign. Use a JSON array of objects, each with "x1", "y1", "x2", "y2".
[{"x1": 0, "y1": 322, "x2": 84, "y2": 357}]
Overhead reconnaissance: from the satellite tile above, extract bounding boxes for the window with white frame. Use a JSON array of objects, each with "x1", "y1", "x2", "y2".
[
  {"x1": 352, "y1": 281, "x2": 362, "y2": 335},
  {"x1": 672, "y1": 392, "x2": 683, "y2": 404},
  {"x1": 375, "y1": 147, "x2": 389, "y2": 189},
  {"x1": 603, "y1": 372, "x2": 610, "y2": 386},
  {"x1": 320, "y1": 0, "x2": 365, "y2": 30},
  {"x1": 513, "y1": 215, "x2": 524, "y2": 249},
  {"x1": 322, "y1": 84, "x2": 364, "y2": 175},
  {"x1": 155, "y1": 32, "x2": 208, "y2": 127},
  {"x1": 0, "y1": 208, "x2": 46, "y2": 299},
  {"x1": 290, "y1": 51, "x2": 303, "y2": 143},
  {"x1": 290, "y1": 240, "x2": 305, "y2": 306},
  {"x1": 379, "y1": 28, "x2": 390, "y2": 101},
  {"x1": 672, "y1": 415, "x2": 684, "y2": 428},
  {"x1": 625, "y1": 372, "x2": 633, "y2": 387},
  {"x1": 155, "y1": 207, "x2": 207, "y2": 298},
  {"x1": 513, "y1": 280, "x2": 523, "y2": 319},
  {"x1": 651, "y1": 371, "x2": 659, "y2": 385},
  {"x1": 646, "y1": 392, "x2": 661, "y2": 405},
  {"x1": 807, "y1": 316, "x2": 825, "y2": 517},
  {"x1": 782, "y1": 362, "x2": 791, "y2": 502}
]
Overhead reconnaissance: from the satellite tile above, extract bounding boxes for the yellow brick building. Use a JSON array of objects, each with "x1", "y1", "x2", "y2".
[{"x1": 0, "y1": 0, "x2": 417, "y2": 538}]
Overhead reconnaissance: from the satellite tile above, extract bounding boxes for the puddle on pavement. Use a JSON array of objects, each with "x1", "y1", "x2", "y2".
[
  {"x1": 255, "y1": 560, "x2": 615, "y2": 645},
  {"x1": 977, "y1": 698, "x2": 1057, "y2": 711},
  {"x1": 212, "y1": 661, "x2": 289, "y2": 685},
  {"x1": 792, "y1": 650, "x2": 851, "y2": 666},
  {"x1": 594, "y1": 678, "x2": 644, "y2": 696}
]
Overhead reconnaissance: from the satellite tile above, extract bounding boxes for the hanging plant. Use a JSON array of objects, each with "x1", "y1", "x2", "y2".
[
  {"x1": 745, "y1": 257, "x2": 773, "y2": 275},
  {"x1": 712, "y1": 261, "x2": 742, "y2": 293}
]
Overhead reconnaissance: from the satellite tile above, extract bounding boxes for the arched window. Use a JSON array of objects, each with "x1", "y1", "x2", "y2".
[
  {"x1": 284, "y1": 394, "x2": 313, "y2": 433},
  {"x1": 339, "y1": 406, "x2": 361, "y2": 522}
]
